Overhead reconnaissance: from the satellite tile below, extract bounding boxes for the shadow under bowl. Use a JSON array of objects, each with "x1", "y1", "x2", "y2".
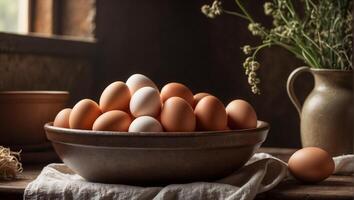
[{"x1": 45, "y1": 121, "x2": 269, "y2": 185}]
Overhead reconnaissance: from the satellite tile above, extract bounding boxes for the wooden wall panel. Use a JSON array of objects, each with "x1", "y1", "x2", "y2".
[{"x1": 0, "y1": 53, "x2": 94, "y2": 106}]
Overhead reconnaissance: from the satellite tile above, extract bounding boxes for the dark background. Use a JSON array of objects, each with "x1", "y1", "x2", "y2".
[
  {"x1": 93, "y1": 0, "x2": 313, "y2": 148},
  {"x1": 0, "y1": 0, "x2": 315, "y2": 148}
]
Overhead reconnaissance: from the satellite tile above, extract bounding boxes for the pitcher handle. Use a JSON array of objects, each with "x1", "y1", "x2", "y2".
[{"x1": 286, "y1": 66, "x2": 311, "y2": 117}]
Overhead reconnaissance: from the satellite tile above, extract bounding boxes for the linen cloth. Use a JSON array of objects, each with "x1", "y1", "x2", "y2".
[{"x1": 24, "y1": 153, "x2": 353, "y2": 200}]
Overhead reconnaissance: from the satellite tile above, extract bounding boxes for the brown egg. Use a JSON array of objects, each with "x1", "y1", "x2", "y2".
[
  {"x1": 93, "y1": 110, "x2": 131, "y2": 131},
  {"x1": 193, "y1": 92, "x2": 211, "y2": 107},
  {"x1": 194, "y1": 96, "x2": 227, "y2": 131},
  {"x1": 99, "y1": 81, "x2": 131, "y2": 112},
  {"x1": 161, "y1": 97, "x2": 196, "y2": 132},
  {"x1": 288, "y1": 147, "x2": 334, "y2": 183},
  {"x1": 53, "y1": 108, "x2": 72, "y2": 128},
  {"x1": 69, "y1": 99, "x2": 102, "y2": 130},
  {"x1": 160, "y1": 82, "x2": 194, "y2": 106},
  {"x1": 226, "y1": 100, "x2": 257, "y2": 129}
]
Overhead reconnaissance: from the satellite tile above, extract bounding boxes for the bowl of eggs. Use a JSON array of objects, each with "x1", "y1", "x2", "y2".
[{"x1": 45, "y1": 74, "x2": 269, "y2": 184}]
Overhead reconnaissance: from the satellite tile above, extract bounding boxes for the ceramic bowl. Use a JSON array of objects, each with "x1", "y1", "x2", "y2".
[
  {"x1": 45, "y1": 121, "x2": 269, "y2": 185},
  {"x1": 0, "y1": 91, "x2": 69, "y2": 148}
]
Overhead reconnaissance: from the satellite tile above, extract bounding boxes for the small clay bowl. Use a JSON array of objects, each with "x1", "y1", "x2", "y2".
[
  {"x1": 45, "y1": 121, "x2": 269, "y2": 185},
  {"x1": 0, "y1": 91, "x2": 69, "y2": 149}
]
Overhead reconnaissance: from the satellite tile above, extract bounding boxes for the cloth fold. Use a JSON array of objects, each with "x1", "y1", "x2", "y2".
[
  {"x1": 333, "y1": 155, "x2": 354, "y2": 175},
  {"x1": 24, "y1": 153, "x2": 353, "y2": 200}
]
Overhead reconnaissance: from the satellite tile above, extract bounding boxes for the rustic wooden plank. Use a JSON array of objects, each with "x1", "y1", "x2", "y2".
[
  {"x1": 259, "y1": 175, "x2": 354, "y2": 200},
  {"x1": 0, "y1": 165, "x2": 42, "y2": 193},
  {"x1": 0, "y1": 32, "x2": 96, "y2": 57}
]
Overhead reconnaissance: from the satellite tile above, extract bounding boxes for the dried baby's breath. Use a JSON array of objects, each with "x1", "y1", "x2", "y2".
[
  {"x1": 0, "y1": 146, "x2": 23, "y2": 180},
  {"x1": 201, "y1": 1, "x2": 223, "y2": 19}
]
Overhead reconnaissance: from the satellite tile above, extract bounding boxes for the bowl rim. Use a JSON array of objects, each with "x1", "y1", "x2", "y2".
[{"x1": 44, "y1": 120, "x2": 270, "y2": 137}]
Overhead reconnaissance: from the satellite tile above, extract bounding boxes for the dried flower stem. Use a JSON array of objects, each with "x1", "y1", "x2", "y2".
[{"x1": 202, "y1": 0, "x2": 353, "y2": 94}]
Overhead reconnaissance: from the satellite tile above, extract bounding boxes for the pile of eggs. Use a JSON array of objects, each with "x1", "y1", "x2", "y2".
[{"x1": 53, "y1": 74, "x2": 258, "y2": 132}]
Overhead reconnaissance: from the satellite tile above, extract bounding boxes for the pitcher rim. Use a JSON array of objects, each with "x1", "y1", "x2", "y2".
[{"x1": 309, "y1": 68, "x2": 353, "y2": 73}]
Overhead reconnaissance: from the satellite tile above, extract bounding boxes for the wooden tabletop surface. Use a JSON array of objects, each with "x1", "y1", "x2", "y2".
[
  {"x1": 0, "y1": 147, "x2": 353, "y2": 200},
  {"x1": 256, "y1": 148, "x2": 354, "y2": 200}
]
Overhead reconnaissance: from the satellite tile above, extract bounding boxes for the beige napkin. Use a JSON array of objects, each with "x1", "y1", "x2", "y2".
[
  {"x1": 24, "y1": 153, "x2": 287, "y2": 200},
  {"x1": 24, "y1": 153, "x2": 353, "y2": 200},
  {"x1": 333, "y1": 155, "x2": 354, "y2": 175}
]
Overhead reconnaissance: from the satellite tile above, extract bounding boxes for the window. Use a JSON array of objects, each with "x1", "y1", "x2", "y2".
[
  {"x1": 0, "y1": 0, "x2": 95, "y2": 38},
  {"x1": 0, "y1": 0, "x2": 96, "y2": 57},
  {"x1": 0, "y1": 0, "x2": 29, "y2": 33}
]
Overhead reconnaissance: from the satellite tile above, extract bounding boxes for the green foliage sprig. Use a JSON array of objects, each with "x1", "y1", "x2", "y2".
[{"x1": 202, "y1": 0, "x2": 353, "y2": 94}]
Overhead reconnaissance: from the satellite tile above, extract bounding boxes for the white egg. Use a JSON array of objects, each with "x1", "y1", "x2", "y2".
[
  {"x1": 129, "y1": 116, "x2": 163, "y2": 132},
  {"x1": 130, "y1": 87, "x2": 161, "y2": 118},
  {"x1": 126, "y1": 74, "x2": 158, "y2": 95}
]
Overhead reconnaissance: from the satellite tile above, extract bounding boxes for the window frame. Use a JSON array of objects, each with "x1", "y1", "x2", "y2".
[
  {"x1": 28, "y1": 0, "x2": 95, "y2": 38},
  {"x1": 0, "y1": 32, "x2": 96, "y2": 57}
]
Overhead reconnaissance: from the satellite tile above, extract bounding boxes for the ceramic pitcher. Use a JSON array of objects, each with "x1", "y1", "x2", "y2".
[{"x1": 287, "y1": 67, "x2": 353, "y2": 156}]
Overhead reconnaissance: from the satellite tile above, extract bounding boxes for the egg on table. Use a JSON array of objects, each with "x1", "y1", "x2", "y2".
[
  {"x1": 93, "y1": 110, "x2": 131, "y2": 132},
  {"x1": 288, "y1": 147, "x2": 335, "y2": 183},
  {"x1": 160, "y1": 82, "x2": 194, "y2": 106},
  {"x1": 99, "y1": 81, "x2": 131, "y2": 112},
  {"x1": 53, "y1": 108, "x2": 72, "y2": 128},
  {"x1": 160, "y1": 97, "x2": 196, "y2": 132},
  {"x1": 226, "y1": 100, "x2": 257, "y2": 129},
  {"x1": 128, "y1": 116, "x2": 163, "y2": 132},
  {"x1": 194, "y1": 96, "x2": 227, "y2": 131},
  {"x1": 126, "y1": 74, "x2": 158, "y2": 95},
  {"x1": 69, "y1": 99, "x2": 102, "y2": 130},
  {"x1": 130, "y1": 87, "x2": 161, "y2": 118}
]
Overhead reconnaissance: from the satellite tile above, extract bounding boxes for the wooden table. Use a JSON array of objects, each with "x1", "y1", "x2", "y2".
[
  {"x1": 256, "y1": 148, "x2": 354, "y2": 200},
  {"x1": 0, "y1": 148, "x2": 353, "y2": 200}
]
